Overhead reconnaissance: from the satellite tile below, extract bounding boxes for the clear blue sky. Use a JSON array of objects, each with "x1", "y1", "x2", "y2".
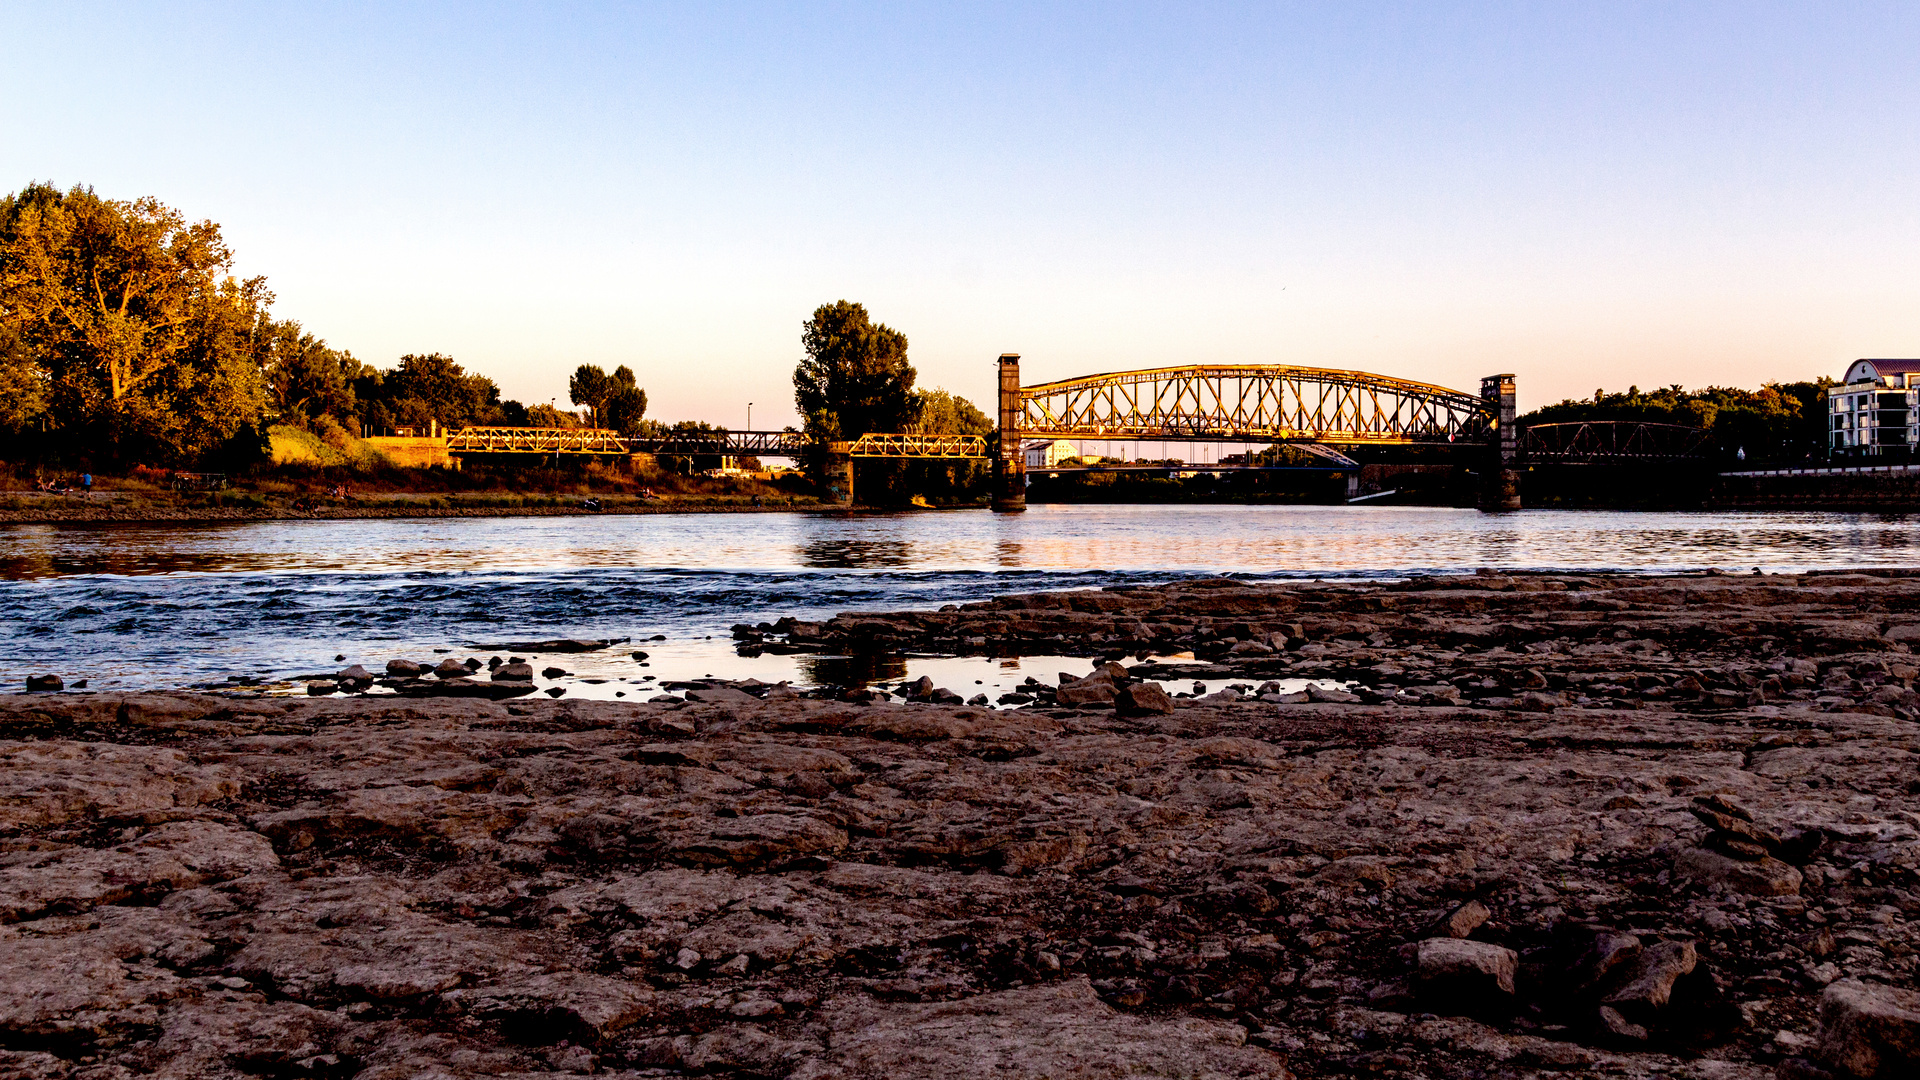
[{"x1": 6, "y1": 2, "x2": 1918, "y2": 427}]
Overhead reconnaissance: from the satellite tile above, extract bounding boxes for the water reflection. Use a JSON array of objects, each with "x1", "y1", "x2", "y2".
[
  {"x1": 795, "y1": 653, "x2": 909, "y2": 687},
  {"x1": 5, "y1": 505, "x2": 1920, "y2": 691},
  {"x1": 799, "y1": 538, "x2": 915, "y2": 569}
]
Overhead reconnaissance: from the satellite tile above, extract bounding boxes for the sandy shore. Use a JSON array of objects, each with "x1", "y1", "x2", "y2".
[{"x1": 3, "y1": 572, "x2": 1918, "y2": 1078}]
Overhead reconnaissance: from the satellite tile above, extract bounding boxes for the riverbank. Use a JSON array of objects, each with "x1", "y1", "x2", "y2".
[
  {"x1": 3, "y1": 572, "x2": 1918, "y2": 1078},
  {"x1": 0, "y1": 490, "x2": 832, "y2": 524}
]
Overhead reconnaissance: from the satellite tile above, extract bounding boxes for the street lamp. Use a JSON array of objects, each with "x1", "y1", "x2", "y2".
[{"x1": 748, "y1": 402, "x2": 753, "y2": 431}]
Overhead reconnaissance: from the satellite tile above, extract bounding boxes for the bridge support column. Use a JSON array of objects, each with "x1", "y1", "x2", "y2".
[
  {"x1": 993, "y1": 353, "x2": 1026, "y2": 512},
  {"x1": 1478, "y1": 374, "x2": 1521, "y2": 512},
  {"x1": 824, "y1": 442, "x2": 854, "y2": 507}
]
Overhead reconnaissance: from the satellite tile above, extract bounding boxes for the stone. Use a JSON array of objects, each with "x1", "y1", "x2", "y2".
[
  {"x1": 1056, "y1": 678, "x2": 1117, "y2": 706},
  {"x1": 1414, "y1": 937, "x2": 1518, "y2": 1002},
  {"x1": 335, "y1": 665, "x2": 375, "y2": 686},
  {"x1": 386, "y1": 659, "x2": 425, "y2": 678},
  {"x1": 1114, "y1": 681, "x2": 1175, "y2": 716},
  {"x1": 1306, "y1": 684, "x2": 1360, "y2": 704},
  {"x1": 684, "y1": 685, "x2": 761, "y2": 704},
  {"x1": 1816, "y1": 979, "x2": 1920, "y2": 1079},
  {"x1": 1434, "y1": 899, "x2": 1491, "y2": 939},
  {"x1": 1601, "y1": 939, "x2": 1696, "y2": 1024},
  {"x1": 491, "y1": 663, "x2": 535, "y2": 682},
  {"x1": 1673, "y1": 846, "x2": 1802, "y2": 896},
  {"x1": 434, "y1": 658, "x2": 470, "y2": 679},
  {"x1": 25, "y1": 674, "x2": 62, "y2": 692},
  {"x1": 541, "y1": 666, "x2": 568, "y2": 678}
]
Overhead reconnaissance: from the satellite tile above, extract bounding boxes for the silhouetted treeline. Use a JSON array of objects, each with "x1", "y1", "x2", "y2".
[{"x1": 1519, "y1": 381, "x2": 1833, "y2": 464}]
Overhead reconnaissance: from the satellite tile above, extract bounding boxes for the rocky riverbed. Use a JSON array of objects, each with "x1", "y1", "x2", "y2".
[{"x1": 4, "y1": 570, "x2": 1919, "y2": 1078}]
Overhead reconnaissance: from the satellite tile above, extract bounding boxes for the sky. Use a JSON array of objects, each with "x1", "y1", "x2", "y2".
[{"x1": 5, "y1": 2, "x2": 1919, "y2": 429}]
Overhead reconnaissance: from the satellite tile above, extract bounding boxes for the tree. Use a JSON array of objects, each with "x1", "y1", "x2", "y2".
[
  {"x1": 568, "y1": 363, "x2": 647, "y2": 432},
  {"x1": 911, "y1": 388, "x2": 991, "y2": 435},
  {"x1": 793, "y1": 301, "x2": 917, "y2": 442},
  {"x1": 908, "y1": 388, "x2": 993, "y2": 500},
  {"x1": 0, "y1": 182, "x2": 272, "y2": 463},
  {"x1": 262, "y1": 319, "x2": 359, "y2": 427},
  {"x1": 603, "y1": 384, "x2": 649, "y2": 435},
  {"x1": 0, "y1": 321, "x2": 47, "y2": 435},
  {"x1": 569, "y1": 364, "x2": 612, "y2": 426},
  {"x1": 378, "y1": 353, "x2": 502, "y2": 429}
]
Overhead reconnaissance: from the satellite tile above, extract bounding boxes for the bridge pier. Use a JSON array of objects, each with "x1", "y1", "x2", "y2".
[
  {"x1": 993, "y1": 353, "x2": 1027, "y2": 512},
  {"x1": 824, "y1": 442, "x2": 854, "y2": 507},
  {"x1": 1478, "y1": 374, "x2": 1521, "y2": 512}
]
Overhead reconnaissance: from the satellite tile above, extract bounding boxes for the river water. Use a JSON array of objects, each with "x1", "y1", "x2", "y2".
[{"x1": 2, "y1": 504, "x2": 1916, "y2": 696}]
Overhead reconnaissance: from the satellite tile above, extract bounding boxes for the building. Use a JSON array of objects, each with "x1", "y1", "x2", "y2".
[
  {"x1": 1023, "y1": 439, "x2": 1078, "y2": 468},
  {"x1": 1831, "y1": 359, "x2": 1920, "y2": 455}
]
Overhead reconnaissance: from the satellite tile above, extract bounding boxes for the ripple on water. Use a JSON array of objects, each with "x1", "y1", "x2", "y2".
[{"x1": 2, "y1": 505, "x2": 1917, "y2": 690}]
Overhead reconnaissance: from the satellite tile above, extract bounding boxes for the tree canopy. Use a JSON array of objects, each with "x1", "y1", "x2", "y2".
[
  {"x1": 571, "y1": 363, "x2": 647, "y2": 434},
  {"x1": 793, "y1": 301, "x2": 918, "y2": 442},
  {"x1": 0, "y1": 182, "x2": 273, "y2": 464},
  {"x1": 1520, "y1": 381, "x2": 1833, "y2": 463}
]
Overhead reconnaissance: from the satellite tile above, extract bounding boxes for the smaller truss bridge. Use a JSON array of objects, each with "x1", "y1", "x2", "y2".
[
  {"x1": 1518, "y1": 422, "x2": 1712, "y2": 463},
  {"x1": 1017, "y1": 365, "x2": 1494, "y2": 445}
]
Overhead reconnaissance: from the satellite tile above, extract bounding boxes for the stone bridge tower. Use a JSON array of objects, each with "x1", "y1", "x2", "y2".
[
  {"x1": 1479, "y1": 373, "x2": 1520, "y2": 511},
  {"x1": 993, "y1": 354, "x2": 1027, "y2": 512}
]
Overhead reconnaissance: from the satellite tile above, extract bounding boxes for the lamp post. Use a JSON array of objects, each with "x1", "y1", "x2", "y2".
[{"x1": 747, "y1": 402, "x2": 753, "y2": 431}]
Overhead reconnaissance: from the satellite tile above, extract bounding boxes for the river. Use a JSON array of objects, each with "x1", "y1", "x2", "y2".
[{"x1": 2, "y1": 504, "x2": 1915, "y2": 696}]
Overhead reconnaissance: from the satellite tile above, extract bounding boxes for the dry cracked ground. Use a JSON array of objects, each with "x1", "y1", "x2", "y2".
[{"x1": 3, "y1": 570, "x2": 1920, "y2": 1079}]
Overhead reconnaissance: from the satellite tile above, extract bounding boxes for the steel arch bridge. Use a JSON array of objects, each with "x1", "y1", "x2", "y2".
[{"x1": 1015, "y1": 364, "x2": 1494, "y2": 445}]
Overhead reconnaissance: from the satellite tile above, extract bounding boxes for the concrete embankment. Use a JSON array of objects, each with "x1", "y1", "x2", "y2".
[{"x1": 2, "y1": 571, "x2": 1918, "y2": 1078}]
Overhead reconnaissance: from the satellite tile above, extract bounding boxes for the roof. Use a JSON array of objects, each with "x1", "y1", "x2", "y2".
[{"x1": 1844, "y1": 359, "x2": 1920, "y2": 384}]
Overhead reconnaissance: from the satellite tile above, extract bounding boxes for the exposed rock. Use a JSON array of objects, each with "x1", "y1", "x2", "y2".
[
  {"x1": 1115, "y1": 681, "x2": 1175, "y2": 716},
  {"x1": 25, "y1": 674, "x2": 62, "y2": 692},
  {"x1": 2, "y1": 572, "x2": 1918, "y2": 1076},
  {"x1": 385, "y1": 659, "x2": 425, "y2": 678},
  {"x1": 1602, "y1": 939, "x2": 1696, "y2": 1028},
  {"x1": 1674, "y1": 846, "x2": 1804, "y2": 896},
  {"x1": 788, "y1": 978, "x2": 1292, "y2": 1079},
  {"x1": 1815, "y1": 979, "x2": 1920, "y2": 1078},
  {"x1": 1434, "y1": 899, "x2": 1492, "y2": 939},
  {"x1": 1415, "y1": 937, "x2": 1518, "y2": 1003},
  {"x1": 1055, "y1": 678, "x2": 1115, "y2": 706},
  {"x1": 491, "y1": 662, "x2": 535, "y2": 682}
]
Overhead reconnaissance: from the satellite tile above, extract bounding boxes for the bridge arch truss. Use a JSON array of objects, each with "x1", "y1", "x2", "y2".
[{"x1": 1016, "y1": 364, "x2": 1494, "y2": 445}]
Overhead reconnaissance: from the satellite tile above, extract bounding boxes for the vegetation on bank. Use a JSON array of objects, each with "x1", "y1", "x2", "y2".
[
  {"x1": 1518, "y1": 380, "x2": 1833, "y2": 464},
  {"x1": 0, "y1": 183, "x2": 994, "y2": 506}
]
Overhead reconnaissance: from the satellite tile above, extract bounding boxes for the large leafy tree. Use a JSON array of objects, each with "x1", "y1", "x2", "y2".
[
  {"x1": 793, "y1": 301, "x2": 917, "y2": 442},
  {"x1": 0, "y1": 182, "x2": 271, "y2": 463}
]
